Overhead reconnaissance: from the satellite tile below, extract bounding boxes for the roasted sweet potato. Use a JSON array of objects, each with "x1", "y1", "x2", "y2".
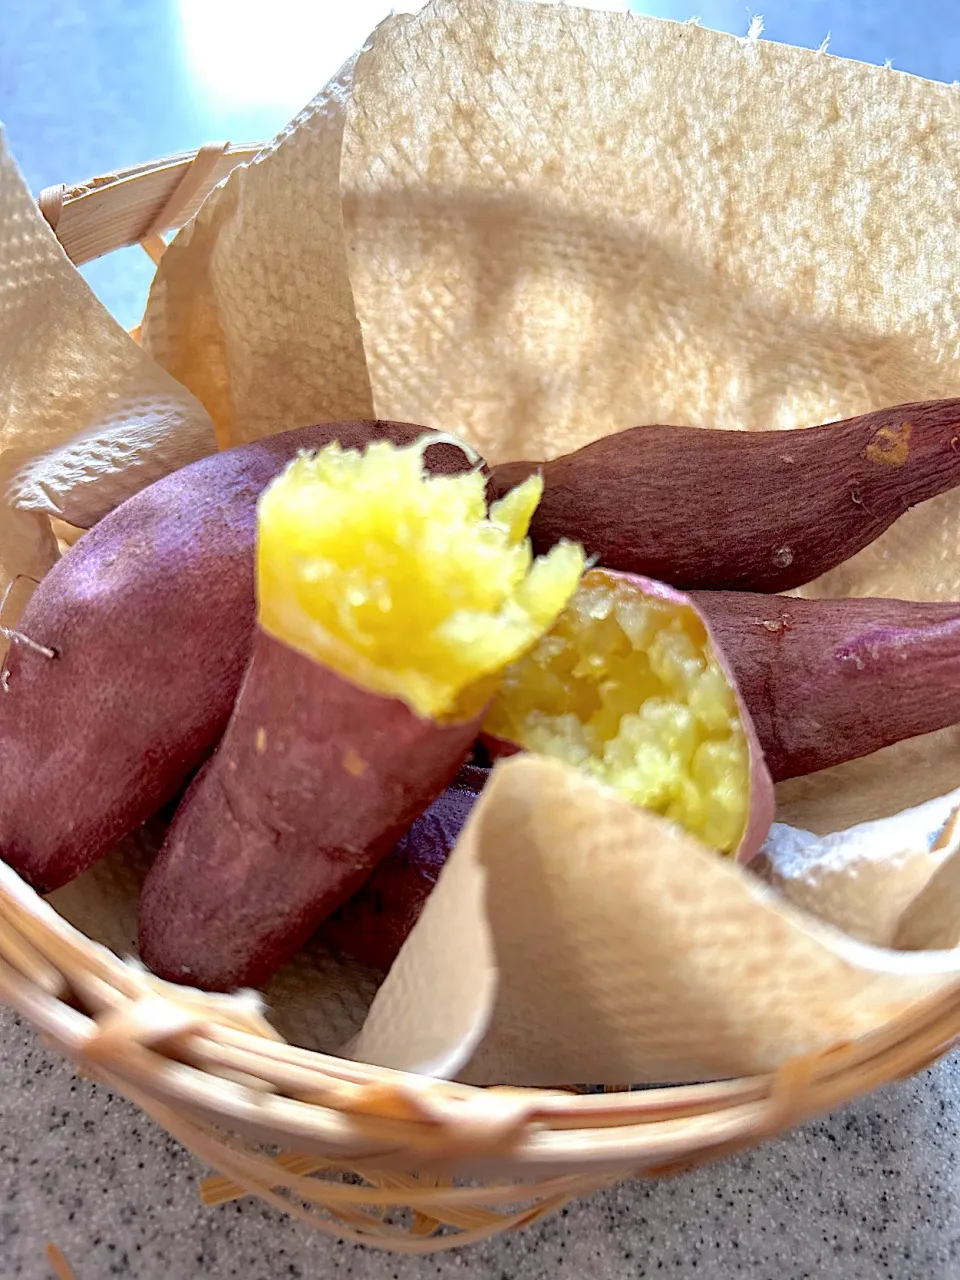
[
  {"x1": 695, "y1": 591, "x2": 960, "y2": 781},
  {"x1": 318, "y1": 765, "x2": 487, "y2": 971},
  {"x1": 0, "y1": 420, "x2": 474, "y2": 893},
  {"x1": 488, "y1": 399, "x2": 960, "y2": 592},
  {"x1": 483, "y1": 568, "x2": 774, "y2": 861},
  {"x1": 138, "y1": 436, "x2": 585, "y2": 991},
  {"x1": 329, "y1": 571, "x2": 779, "y2": 967}
]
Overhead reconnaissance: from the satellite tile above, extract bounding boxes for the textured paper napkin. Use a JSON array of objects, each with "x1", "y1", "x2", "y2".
[
  {"x1": 895, "y1": 832, "x2": 960, "y2": 952},
  {"x1": 340, "y1": 0, "x2": 960, "y2": 468},
  {"x1": 6, "y1": 0, "x2": 960, "y2": 1083},
  {"x1": 0, "y1": 133, "x2": 215, "y2": 635},
  {"x1": 351, "y1": 756, "x2": 960, "y2": 1085},
  {"x1": 141, "y1": 51, "x2": 376, "y2": 446},
  {"x1": 755, "y1": 791, "x2": 960, "y2": 948}
]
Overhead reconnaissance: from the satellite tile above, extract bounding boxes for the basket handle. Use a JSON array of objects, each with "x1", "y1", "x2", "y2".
[{"x1": 37, "y1": 140, "x2": 264, "y2": 266}]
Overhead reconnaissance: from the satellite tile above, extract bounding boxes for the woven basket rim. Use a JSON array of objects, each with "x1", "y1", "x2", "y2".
[
  {"x1": 37, "y1": 142, "x2": 263, "y2": 266},
  {"x1": 4, "y1": 849, "x2": 960, "y2": 1157},
  {"x1": 5, "y1": 140, "x2": 960, "y2": 1250}
]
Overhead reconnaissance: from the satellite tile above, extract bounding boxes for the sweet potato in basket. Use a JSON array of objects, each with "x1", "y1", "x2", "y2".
[
  {"x1": 0, "y1": 421, "x2": 473, "y2": 893},
  {"x1": 488, "y1": 400, "x2": 960, "y2": 592},
  {"x1": 138, "y1": 436, "x2": 585, "y2": 991}
]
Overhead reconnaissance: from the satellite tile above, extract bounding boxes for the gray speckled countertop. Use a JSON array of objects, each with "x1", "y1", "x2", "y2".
[
  {"x1": 3, "y1": 1002, "x2": 959, "y2": 1278},
  {"x1": 4, "y1": 3, "x2": 960, "y2": 1277}
]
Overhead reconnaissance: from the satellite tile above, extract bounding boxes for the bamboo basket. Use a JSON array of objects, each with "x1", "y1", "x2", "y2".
[{"x1": 1, "y1": 142, "x2": 958, "y2": 1255}]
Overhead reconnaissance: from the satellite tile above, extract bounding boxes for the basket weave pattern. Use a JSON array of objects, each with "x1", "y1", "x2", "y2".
[{"x1": 1, "y1": 145, "x2": 957, "y2": 1251}]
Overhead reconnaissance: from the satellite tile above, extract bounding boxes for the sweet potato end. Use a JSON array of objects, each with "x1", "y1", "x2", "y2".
[{"x1": 257, "y1": 435, "x2": 585, "y2": 721}]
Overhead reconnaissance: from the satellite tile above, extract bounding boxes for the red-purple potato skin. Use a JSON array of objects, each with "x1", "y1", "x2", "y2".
[
  {"x1": 0, "y1": 421, "x2": 474, "y2": 893},
  {"x1": 488, "y1": 400, "x2": 960, "y2": 593},
  {"x1": 695, "y1": 591, "x2": 960, "y2": 782},
  {"x1": 319, "y1": 765, "x2": 488, "y2": 971},
  {"x1": 138, "y1": 631, "x2": 484, "y2": 993}
]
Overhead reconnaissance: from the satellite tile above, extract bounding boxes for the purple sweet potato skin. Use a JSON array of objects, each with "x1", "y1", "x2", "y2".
[
  {"x1": 0, "y1": 420, "x2": 473, "y2": 893},
  {"x1": 318, "y1": 765, "x2": 488, "y2": 971},
  {"x1": 695, "y1": 591, "x2": 960, "y2": 781},
  {"x1": 488, "y1": 400, "x2": 960, "y2": 593},
  {"x1": 138, "y1": 630, "x2": 482, "y2": 992}
]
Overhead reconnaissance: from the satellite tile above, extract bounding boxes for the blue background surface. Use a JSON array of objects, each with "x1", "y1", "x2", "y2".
[{"x1": 2, "y1": 1, "x2": 958, "y2": 327}]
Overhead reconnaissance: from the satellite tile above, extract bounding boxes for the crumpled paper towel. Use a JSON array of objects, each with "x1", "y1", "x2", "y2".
[
  {"x1": 755, "y1": 790, "x2": 960, "y2": 949},
  {"x1": 0, "y1": 134, "x2": 214, "y2": 634},
  {"x1": 140, "y1": 52, "x2": 375, "y2": 446},
  {"x1": 351, "y1": 756, "x2": 960, "y2": 1085}
]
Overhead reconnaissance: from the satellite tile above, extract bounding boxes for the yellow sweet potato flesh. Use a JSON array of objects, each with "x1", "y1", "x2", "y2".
[
  {"x1": 256, "y1": 435, "x2": 585, "y2": 720},
  {"x1": 484, "y1": 573, "x2": 750, "y2": 853}
]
